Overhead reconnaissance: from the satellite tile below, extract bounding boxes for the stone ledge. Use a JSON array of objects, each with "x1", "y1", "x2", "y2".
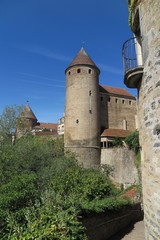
[{"x1": 82, "y1": 204, "x2": 143, "y2": 240}]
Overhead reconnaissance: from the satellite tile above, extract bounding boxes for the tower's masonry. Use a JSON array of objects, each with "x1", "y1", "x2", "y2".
[
  {"x1": 123, "y1": 0, "x2": 160, "y2": 238},
  {"x1": 16, "y1": 105, "x2": 37, "y2": 138},
  {"x1": 100, "y1": 85, "x2": 136, "y2": 131},
  {"x1": 138, "y1": 1, "x2": 160, "y2": 238},
  {"x1": 64, "y1": 48, "x2": 100, "y2": 167}
]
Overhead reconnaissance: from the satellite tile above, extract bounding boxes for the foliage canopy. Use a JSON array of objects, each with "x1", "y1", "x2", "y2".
[{"x1": 0, "y1": 105, "x2": 131, "y2": 239}]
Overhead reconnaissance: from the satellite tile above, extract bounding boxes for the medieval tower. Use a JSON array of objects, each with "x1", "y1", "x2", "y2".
[
  {"x1": 64, "y1": 48, "x2": 100, "y2": 168},
  {"x1": 16, "y1": 105, "x2": 37, "y2": 138},
  {"x1": 123, "y1": 0, "x2": 160, "y2": 238}
]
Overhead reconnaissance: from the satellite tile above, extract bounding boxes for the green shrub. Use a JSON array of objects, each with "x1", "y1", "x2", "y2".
[
  {"x1": 0, "y1": 133, "x2": 131, "y2": 239},
  {"x1": 125, "y1": 130, "x2": 140, "y2": 154},
  {"x1": 81, "y1": 197, "x2": 130, "y2": 214},
  {"x1": 112, "y1": 137, "x2": 123, "y2": 147},
  {"x1": 50, "y1": 161, "x2": 118, "y2": 201},
  {"x1": 5, "y1": 190, "x2": 87, "y2": 240},
  {"x1": 0, "y1": 173, "x2": 38, "y2": 234}
]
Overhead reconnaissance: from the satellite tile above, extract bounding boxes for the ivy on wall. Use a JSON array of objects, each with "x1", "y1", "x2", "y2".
[{"x1": 128, "y1": 0, "x2": 138, "y2": 30}]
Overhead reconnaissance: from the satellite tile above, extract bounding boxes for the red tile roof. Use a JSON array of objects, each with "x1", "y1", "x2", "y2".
[
  {"x1": 34, "y1": 132, "x2": 58, "y2": 137},
  {"x1": 101, "y1": 128, "x2": 131, "y2": 138},
  {"x1": 100, "y1": 85, "x2": 136, "y2": 99},
  {"x1": 66, "y1": 48, "x2": 100, "y2": 73},
  {"x1": 39, "y1": 122, "x2": 58, "y2": 129}
]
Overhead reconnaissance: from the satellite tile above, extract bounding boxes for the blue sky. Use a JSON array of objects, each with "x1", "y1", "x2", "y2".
[{"x1": 0, "y1": 0, "x2": 136, "y2": 123}]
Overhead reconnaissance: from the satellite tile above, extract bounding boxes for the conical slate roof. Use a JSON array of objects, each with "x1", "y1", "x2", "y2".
[
  {"x1": 21, "y1": 105, "x2": 37, "y2": 120},
  {"x1": 65, "y1": 48, "x2": 100, "y2": 73}
]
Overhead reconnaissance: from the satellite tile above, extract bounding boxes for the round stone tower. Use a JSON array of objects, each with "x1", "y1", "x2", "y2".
[
  {"x1": 64, "y1": 48, "x2": 100, "y2": 168},
  {"x1": 16, "y1": 105, "x2": 37, "y2": 138}
]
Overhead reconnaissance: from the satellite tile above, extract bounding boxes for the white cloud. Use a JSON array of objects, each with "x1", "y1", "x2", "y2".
[
  {"x1": 15, "y1": 44, "x2": 71, "y2": 62},
  {"x1": 17, "y1": 79, "x2": 65, "y2": 88},
  {"x1": 98, "y1": 63, "x2": 123, "y2": 75},
  {"x1": 17, "y1": 72, "x2": 65, "y2": 83}
]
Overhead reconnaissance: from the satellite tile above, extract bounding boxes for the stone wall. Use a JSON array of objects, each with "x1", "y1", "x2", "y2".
[
  {"x1": 107, "y1": 96, "x2": 136, "y2": 131},
  {"x1": 82, "y1": 204, "x2": 142, "y2": 240},
  {"x1": 137, "y1": 0, "x2": 160, "y2": 239},
  {"x1": 100, "y1": 94, "x2": 137, "y2": 131},
  {"x1": 101, "y1": 147, "x2": 139, "y2": 188}
]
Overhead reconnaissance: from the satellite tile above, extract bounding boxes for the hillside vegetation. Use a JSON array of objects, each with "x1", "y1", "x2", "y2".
[
  {"x1": 0, "y1": 135, "x2": 132, "y2": 239},
  {"x1": 0, "y1": 106, "x2": 132, "y2": 239}
]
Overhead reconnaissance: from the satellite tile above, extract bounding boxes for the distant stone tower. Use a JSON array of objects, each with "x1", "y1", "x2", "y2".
[
  {"x1": 64, "y1": 48, "x2": 100, "y2": 167},
  {"x1": 16, "y1": 105, "x2": 37, "y2": 138}
]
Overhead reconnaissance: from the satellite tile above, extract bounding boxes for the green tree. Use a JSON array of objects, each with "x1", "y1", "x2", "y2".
[{"x1": 0, "y1": 105, "x2": 24, "y2": 142}]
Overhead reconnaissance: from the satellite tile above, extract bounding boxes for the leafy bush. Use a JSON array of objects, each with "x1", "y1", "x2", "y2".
[
  {"x1": 81, "y1": 197, "x2": 130, "y2": 214},
  {"x1": 2, "y1": 155, "x2": 130, "y2": 239},
  {"x1": 50, "y1": 160, "x2": 118, "y2": 200},
  {"x1": 112, "y1": 137, "x2": 123, "y2": 147},
  {"x1": 0, "y1": 173, "x2": 38, "y2": 234},
  {"x1": 0, "y1": 132, "x2": 131, "y2": 239},
  {"x1": 125, "y1": 130, "x2": 140, "y2": 154},
  {"x1": 6, "y1": 193, "x2": 87, "y2": 240}
]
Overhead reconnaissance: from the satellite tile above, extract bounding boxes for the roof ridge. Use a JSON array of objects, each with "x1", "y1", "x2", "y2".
[{"x1": 100, "y1": 85, "x2": 136, "y2": 98}]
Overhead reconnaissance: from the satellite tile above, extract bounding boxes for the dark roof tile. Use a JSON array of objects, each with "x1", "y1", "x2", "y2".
[
  {"x1": 66, "y1": 48, "x2": 100, "y2": 73},
  {"x1": 21, "y1": 105, "x2": 37, "y2": 120},
  {"x1": 101, "y1": 128, "x2": 131, "y2": 138},
  {"x1": 100, "y1": 85, "x2": 136, "y2": 99}
]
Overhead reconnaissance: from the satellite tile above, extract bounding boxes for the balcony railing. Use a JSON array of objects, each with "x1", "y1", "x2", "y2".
[{"x1": 122, "y1": 37, "x2": 143, "y2": 88}]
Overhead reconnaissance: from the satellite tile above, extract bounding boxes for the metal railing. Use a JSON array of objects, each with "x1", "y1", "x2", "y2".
[{"x1": 122, "y1": 37, "x2": 143, "y2": 74}]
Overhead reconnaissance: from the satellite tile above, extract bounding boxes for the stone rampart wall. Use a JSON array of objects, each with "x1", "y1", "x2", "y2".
[
  {"x1": 101, "y1": 147, "x2": 139, "y2": 188},
  {"x1": 82, "y1": 204, "x2": 142, "y2": 240},
  {"x1": 138, "y1": 0, "x2": 160, "y2": 238}
]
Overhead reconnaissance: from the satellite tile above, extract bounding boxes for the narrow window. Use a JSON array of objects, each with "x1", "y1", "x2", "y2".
[
  {"x1": 88, "y1": 69, "x2": 92, "y2": 74},
  {"x1": 115, "y1": 98, "x2": 118, "y2": 103},
  {"x1": 101, "y1": 96, "x2": 103, "y2": 101},
  {"x1": 122, "y1": 100, "x2": 125, "y2": 104},
  {"x1": 101, "y1": 142, "x2": 103, "y2": 148},
  {"x1": 104, "y1": 141, "x2": 107, "y2": 148},
  {"x1": 76, "y1": 119, "x2": 79, "y2": 124},
  {"x1": 77, "y1": 69, "x2": 81, "y2": 73},
  {"x1": 129, "y1": 101, "x2": 132, "y2": 105},
  {"x1": 68, "y1": 71, "x2": 71, "y2": 75},
  {"x1": 89, "y1": 90, "x2": 92, "y2": 96},
  {"x1": 89, "y1": 110, "x2": 92, "y2": 114},
  {"x1": 108, "y1": 97, "x2": 110, "y2": 102}
]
